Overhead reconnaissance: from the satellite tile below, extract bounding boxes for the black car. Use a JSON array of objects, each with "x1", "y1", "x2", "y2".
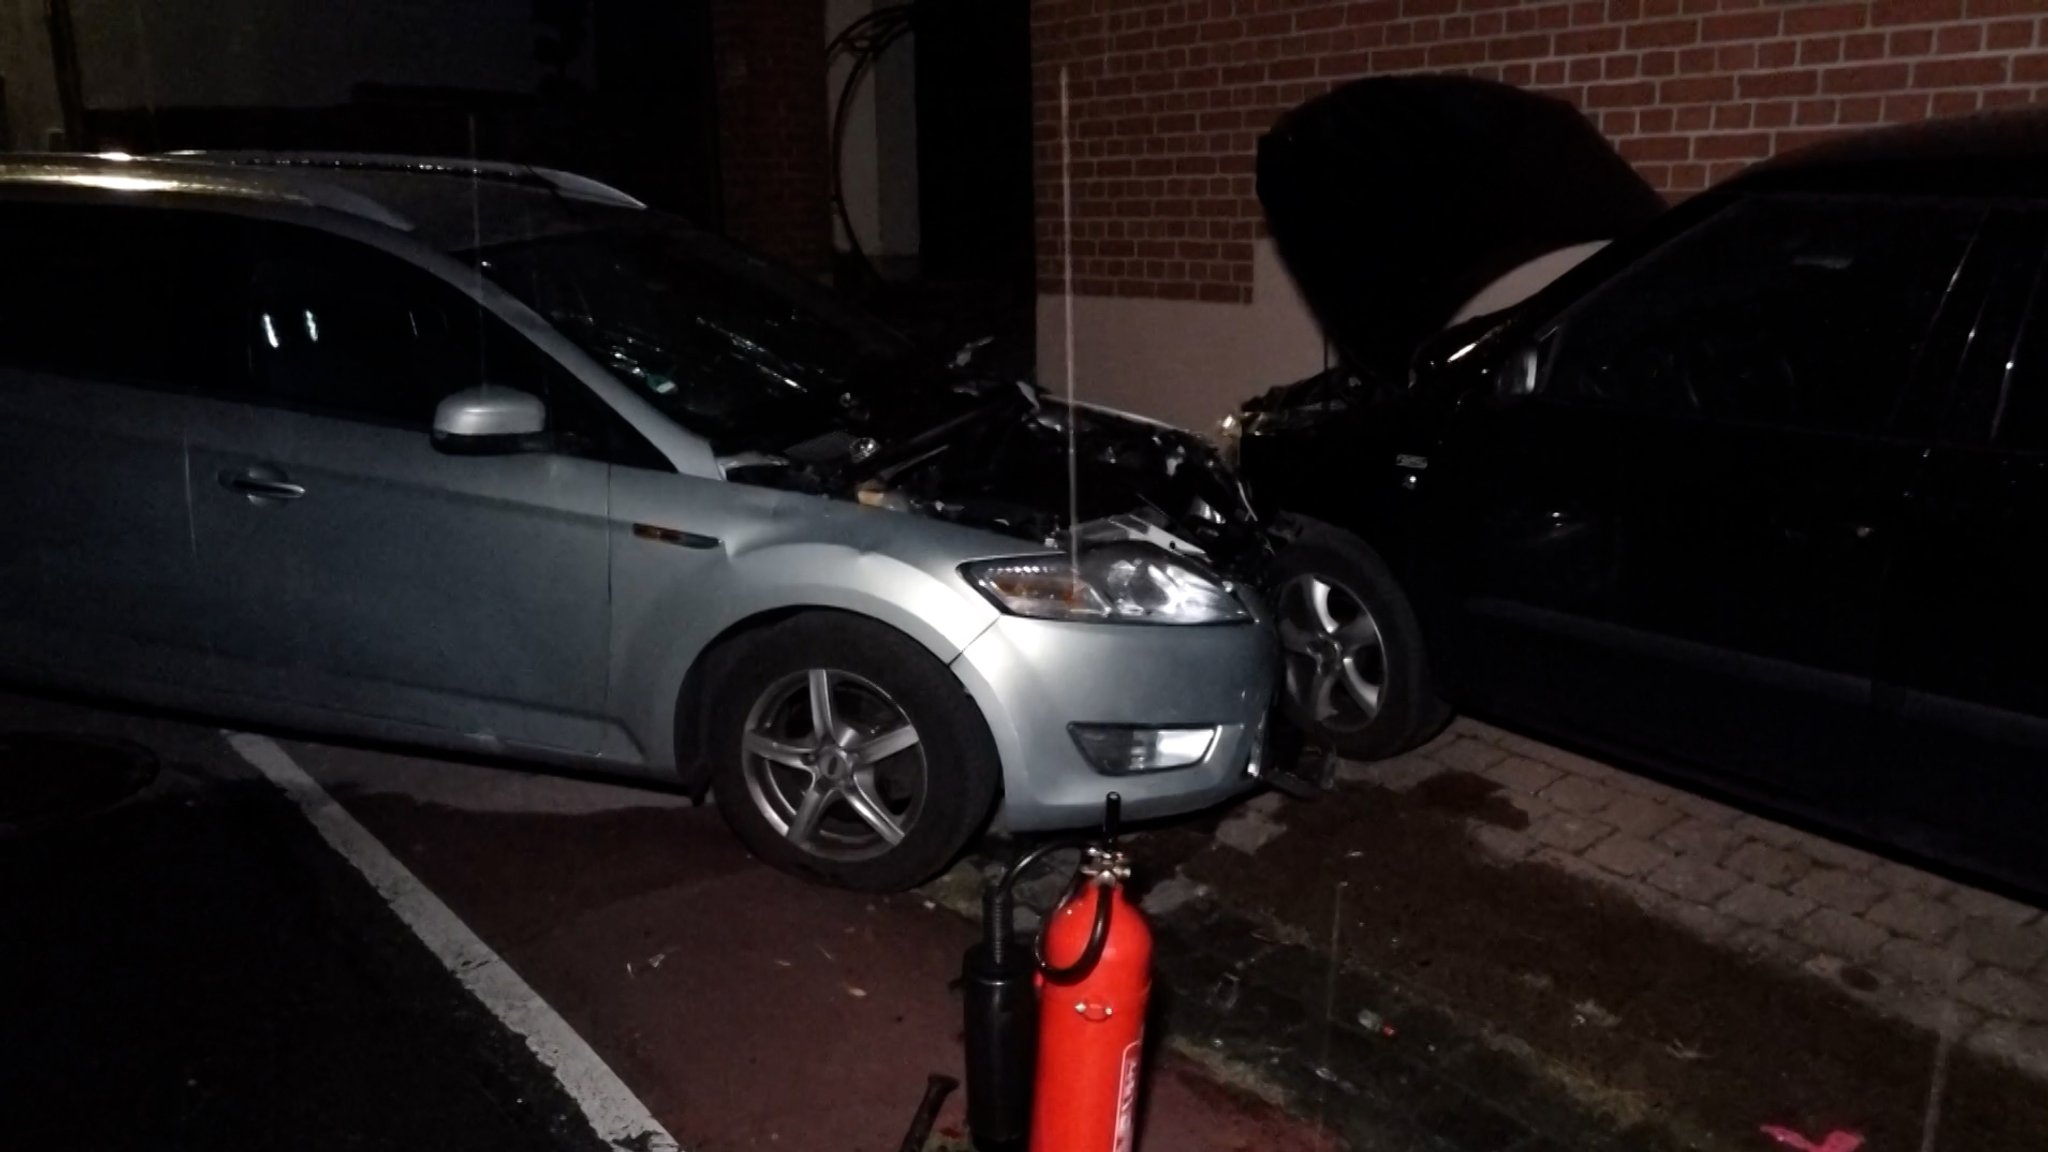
[{"x1": 1242, "y1": 86, "x2": 2048, "y2": 895}]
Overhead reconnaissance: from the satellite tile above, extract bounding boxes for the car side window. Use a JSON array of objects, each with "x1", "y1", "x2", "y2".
[
  {"x1": 240, "y1": 223, "x2": 666, "y2": 467},
  {"x1": 245, "y1": 225, "x2": 482, "y2": 428},
  {"x1": 1980, "y1": 246, "x2": 2048, "y2": 456},
  {"x1": 1543, "y1": 195, "x2": 1979, "y2": 437},
  {"x1": 0, "y1": 202, "x2": 246, "y2": 392}
]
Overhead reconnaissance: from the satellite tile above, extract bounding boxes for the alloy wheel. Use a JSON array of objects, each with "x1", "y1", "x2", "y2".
[
  {"x1": 741, "y1": 668, "x2": 927, "y2": 862},
  {"x1": 1275, "y1": 574, "x2": 1386, "y2": 735}
]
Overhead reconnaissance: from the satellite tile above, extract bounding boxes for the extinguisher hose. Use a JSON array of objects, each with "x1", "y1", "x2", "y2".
[
  {"x1": 1033, "y1": 876, "x2": 1114, "y2": 983},
  {"x1": 983, "y1": 838, "x2": 1081, "y2": 969}
]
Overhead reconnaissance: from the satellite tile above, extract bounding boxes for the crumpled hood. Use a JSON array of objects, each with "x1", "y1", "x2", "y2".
[
  {"x1": 857, "y1": 389, "x2": 1270, "y2": 577},
  {"x1": 1257, "y1": 75, "x2": 1665, "y2": 383}
]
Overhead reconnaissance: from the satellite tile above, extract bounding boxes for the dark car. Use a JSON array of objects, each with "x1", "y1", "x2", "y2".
[{"x1": 1242, "y1": 92, "x2": 2048, "y2": 895}]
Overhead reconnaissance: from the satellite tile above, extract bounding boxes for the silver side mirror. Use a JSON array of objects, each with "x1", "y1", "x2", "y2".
[{"x1": 432, "y1": 386, "x2": 547, "y2": 454}]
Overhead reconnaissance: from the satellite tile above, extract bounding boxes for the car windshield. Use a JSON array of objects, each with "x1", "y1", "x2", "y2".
[{"x1": 467, "y1": 214, "x2": 934, "y2": 449}]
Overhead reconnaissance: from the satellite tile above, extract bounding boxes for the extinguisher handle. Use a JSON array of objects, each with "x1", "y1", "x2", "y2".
[{"x1": 1034, "y1": 877, "x2": 1115, "y2": 983}]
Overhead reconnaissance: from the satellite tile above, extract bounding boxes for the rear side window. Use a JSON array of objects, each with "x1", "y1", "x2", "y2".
[
  {"x1": 1544, "y1": 195, "x2": 1978, "y2": 436},
  {"x1": 0, "y1": 202, "x2": 246, "y2": 391}
]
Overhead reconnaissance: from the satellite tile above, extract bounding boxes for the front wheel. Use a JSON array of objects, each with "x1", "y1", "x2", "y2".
[
  {"x1": 708, "y1": 612, "x2": 1001, "y2": 891},
  {"x1": 1268, "y1": 525, "x2": 1446, "y2": 760}
]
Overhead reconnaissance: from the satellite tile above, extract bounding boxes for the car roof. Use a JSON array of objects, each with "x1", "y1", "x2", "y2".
[
  {"x1": 0, "y1": 151, "x2": 645, "y2": 249},
  {"x1": 1737, "y1": 106, "x2": 2048, "y2": 199}
]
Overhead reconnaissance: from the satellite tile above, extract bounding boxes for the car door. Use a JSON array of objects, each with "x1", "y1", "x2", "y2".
[
  {"x1": 1477, "y1": 194, "x2": 1979, "y2": 809},
  {"x1": 184, "y1": 221, "x2": 616, "y2": 755},
  {"x1": 0, "y1": 200, "x2": 243, "y2": 686},
  {"x1": 1875, "y1": 209, "x2": 2048, "y2": 890}
]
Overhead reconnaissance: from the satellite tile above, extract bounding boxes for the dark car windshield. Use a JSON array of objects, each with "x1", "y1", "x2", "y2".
[{"x1": 466, "y1": 214, "x2": 935, "y2": 449}]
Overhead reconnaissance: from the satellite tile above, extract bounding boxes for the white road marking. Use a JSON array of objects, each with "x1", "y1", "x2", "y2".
[{"x1": 227, "y1": 731, "x2": 679, "y2": 1152}]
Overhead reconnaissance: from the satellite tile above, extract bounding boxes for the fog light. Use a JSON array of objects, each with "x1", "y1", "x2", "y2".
[{"x1": 1069, "y1": 725, "x2": 1218, "y2": 775}]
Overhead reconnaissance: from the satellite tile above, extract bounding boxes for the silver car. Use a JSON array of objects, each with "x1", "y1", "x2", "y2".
[{"x1": 0, "y1": 153, "x2": 1276, "y2": 889}]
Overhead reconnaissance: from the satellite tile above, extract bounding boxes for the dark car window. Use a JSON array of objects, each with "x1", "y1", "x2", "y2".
[
  {"x1": 244, "y1": 225, "x2": 485, "y2": 428},
  {"x1": 238, "y1": 223, "x2": 662, "y2": 465},
  {"x1": 468, "y1": 214, "x2": 939, "y2": 451},
  {"x1": 1543, "y1": 195, "x2": 1978, "y2": 437},
  {"x1": 1982, "y1": 248, "x2": 2048, "y2": 456},
  {"x1": 0, "y1": 202, "x2": 246, "y2": 391}
]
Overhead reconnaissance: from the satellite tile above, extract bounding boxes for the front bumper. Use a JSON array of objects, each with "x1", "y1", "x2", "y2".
[{"x1": 949, "y1": 609, "x2": 1278, "y2": 832}]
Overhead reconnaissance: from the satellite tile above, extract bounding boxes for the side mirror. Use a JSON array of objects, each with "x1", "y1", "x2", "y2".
[{"x1": 432, "y1": 386, "x2": 548, "y2": 455}]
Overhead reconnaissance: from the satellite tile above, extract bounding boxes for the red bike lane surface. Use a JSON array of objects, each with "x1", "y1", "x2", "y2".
[{"x1": 303, "y1": 749, "x2": 1333, "y2": 1152}]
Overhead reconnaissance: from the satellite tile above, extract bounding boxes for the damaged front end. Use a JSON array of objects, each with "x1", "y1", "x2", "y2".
[{"x1": 730, "y1": 383, "x2": 1273, "y2": 583}]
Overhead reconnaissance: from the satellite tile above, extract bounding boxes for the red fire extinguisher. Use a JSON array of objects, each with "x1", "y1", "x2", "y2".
[{"x1": 1029, "y1": 839, "x2": 1151, "y2": 1152}]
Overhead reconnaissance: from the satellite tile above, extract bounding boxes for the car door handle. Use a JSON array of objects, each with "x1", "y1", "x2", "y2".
[{"x1": 219, "y1": 466, "x2": 306, "y2": 504}]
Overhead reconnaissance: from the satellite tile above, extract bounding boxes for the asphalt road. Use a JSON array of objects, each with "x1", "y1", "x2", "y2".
[{"x1": 0, "y1": 688, "x2": 1330, "y2": 1152}]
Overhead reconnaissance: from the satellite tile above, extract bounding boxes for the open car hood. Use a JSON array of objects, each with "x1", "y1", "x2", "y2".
[{"x1": 1257, "y1": 75, "x2": 1665, "y2": 382}]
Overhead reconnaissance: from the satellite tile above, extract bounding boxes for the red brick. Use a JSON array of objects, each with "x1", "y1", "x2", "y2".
[
  {"x1": 1635, "y1": 162, "x2": 1673, "y2": 188},
  {"x1": 1606, "y1": 54, "x2": 1642, "y2": 79},
  {"x1": 1785, "y1": 3, "x2": 1867, "y2": 35},
  {"x1": 1627, "y1": 18, "x2": 1701, "y2": 48},
  {"x1": 1534, "y1": 59, "x2": 1568, "y2": 84},
  {"x1": 1988, "y1": 19, "x2": 2037, "y2": 50},
  {"x1": 1799, "y1": 37, "x2": 1845, "y2": 66},
  {"x1": 1839, "y1": 95, "x2": 1886, "y2": 122},
  {"x1": 1842, "y1": 32, "x2": 1888, "y2": 60},
  {"x1": 1796, "y1": 97, "x2": 1840, "y2": 125},
  {"x1": 1642, "y1": 50, "x2": 1679, "y2": 77},
  {"x1": 1822, "y1": 63, "x2": 1912, "y2": 93},
  {"x1": 1426, "y1": 40, "x2": 1488, "y2": 65},
  {"x1": 1570, "y1": 56, "x2": 1604, "y2": 82},
  {"x1": 1701, "y1": 11, "x2": 1779, "y2": 41},
  {"x1": 1916, "y1": 57, "x2": 2011, "y2": 88},
  {"x1": 1740, "y1": 69, "x2": 1820, "y2": 98},
  {"x1": 1695, "y1": 131, "x2": 1772, "y2": 159},
  {"x1": 1984, "y1": 86, "x2": 2035, "y2": 108},
  {"x1": 1932, "y1": 90, "x2": 1985, "y2": 117},
  {"x1": 1884, "y1": 92, "x2": 1935, "y2": 121},
  {"x1": 1754, "y1": 99, "x2": 1795, "y2": 128},
  {"x1": 1967, "y1": 0, "x2": 2045, "y2": 15},
  {"x1": 1717, "y1": 44, "x2": 1758, "y2": 71},
  {"x1": 2019, "y1": 52, "x2": 2048, "y2": 84},
  {"x1": 1887, "y1": 28, "x2": 1935, "y2": 55},
  {"x1": 1714, "y1": 102, "x2": 1755, "y2": 129},
  {"x1": 1640, "y1": 106, "x2": 1677, "y2": 132},
  {"x1": 1587, "y1": 79, "x2": 1659, "y2": 107},
  {"x1": 1620, "y1": 133, "x2": 1693, "y2": 161},
  {"x1": 1669, "y1": 162, "x2": 1709, "y2": 190},
  {"x1": 1664, "y1": 74, "x2": 1737, "y2": 103},
  {"x1": 1706, "y1": 160, "x2": 1749, "y2": 183},
  {"x1": 1557, "y1": 28, "x2": 1624, "y2": 55},
  {"x1": 1870, "y1": 0, "x2": 1965, "y2": 24},
  {"x1": 1604, "y1": 109, "x2": 1639, "y2": 134},
  {"x1": 1759, "y1": 40, "x2": 1798, "y2": 68},
  {"x1": 1488, "y1": 33, "x2": 1553, "y2": 60},
  {"x1": 1936, "y1": 24, "x2": 1986, "y2": 53},
  {"x1": 1676, "y1": 104, "x2": 1713, "y2": 130}
]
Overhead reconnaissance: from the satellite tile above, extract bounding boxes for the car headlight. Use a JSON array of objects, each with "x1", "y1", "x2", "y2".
[{"x1": 962, "y1": 544, "x2": 1250, "y2": 625}]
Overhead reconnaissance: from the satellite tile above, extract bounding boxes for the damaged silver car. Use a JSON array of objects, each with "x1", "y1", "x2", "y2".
[{"x1": 0, "y1": 152, "x2": 1276, "y2": 890}]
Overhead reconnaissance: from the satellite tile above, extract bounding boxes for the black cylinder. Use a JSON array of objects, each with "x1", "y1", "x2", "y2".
[{"x1": 961, "y1": 938, "x2": 1037, "y2": 1152}]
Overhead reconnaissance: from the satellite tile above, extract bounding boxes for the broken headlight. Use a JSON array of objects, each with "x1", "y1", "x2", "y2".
[{"x1": 962, "y1": 544, "x2": 1250, "y2": 625}]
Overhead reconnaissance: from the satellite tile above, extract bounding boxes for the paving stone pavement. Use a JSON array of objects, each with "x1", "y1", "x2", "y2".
[{"x1": 1344, "y1": 717, "x2": 2048, "y2": 1080}]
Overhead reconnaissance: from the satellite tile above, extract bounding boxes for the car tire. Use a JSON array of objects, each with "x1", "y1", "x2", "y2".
[
  {"x1": 707, "y1": 611, "x2": 1000, "y2": 892},
  {"x1": 1268, "y1": 522, "x2": 1447, "y2": 761}
]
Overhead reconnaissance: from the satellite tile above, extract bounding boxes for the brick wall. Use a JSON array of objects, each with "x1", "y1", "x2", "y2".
[
  {"x1": 713, "y1": 0, "x2": 830, "y2": 273},
  {"x1": 1032, "y1": 0, "x2": 2048, "y2": 304}
]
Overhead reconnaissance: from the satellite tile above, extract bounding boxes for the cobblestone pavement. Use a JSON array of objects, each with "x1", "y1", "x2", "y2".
[
  {"x1": 950, "y1": 717, "x2": 2048, "y2": 1151},
  {"x1": 1374, "y1": 718, "x2": 2048, "y2": 1076}
]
